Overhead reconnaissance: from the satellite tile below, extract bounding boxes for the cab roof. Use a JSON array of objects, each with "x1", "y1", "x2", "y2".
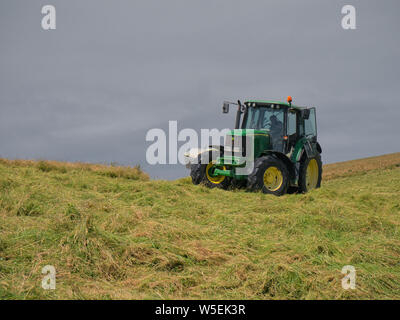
[{"x1": 245, "y1": 100, "x2": 306, "y2": 110}]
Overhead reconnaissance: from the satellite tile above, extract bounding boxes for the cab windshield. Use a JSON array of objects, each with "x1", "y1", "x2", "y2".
[
  {"x1": 242, "y1": 105, "x2": 286, "y2": 152},
  {"x1": 242, "y1": 106, "x2": 284, "y2": 132}
]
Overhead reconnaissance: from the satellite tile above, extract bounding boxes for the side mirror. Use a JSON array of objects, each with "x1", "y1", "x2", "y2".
[
  {"x1": 222, "y1": 102, "x2": 230, "y2": 114},
  {"x1": 301, "y1": 109, "x2": 310, "y2": 120}
]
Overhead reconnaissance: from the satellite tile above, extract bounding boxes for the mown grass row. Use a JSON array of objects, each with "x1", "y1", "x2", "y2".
[
  {"x1": 0, "y1": 156, "x2": 399, "y2": 299},
  {"x1": 0, "y1": 159, "x2": 149, "y2": 182}
]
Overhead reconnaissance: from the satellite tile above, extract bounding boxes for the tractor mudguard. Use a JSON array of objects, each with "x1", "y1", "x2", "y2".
[
  {"x1": 304, "y1": 141, "x2": 313, "y2": 158},
  {"x1": 316, "y1": 142, "x2": 322, "y2": 154},
  {"x1": 291, "y1": 138, "x2": 320, "y2": 162}
]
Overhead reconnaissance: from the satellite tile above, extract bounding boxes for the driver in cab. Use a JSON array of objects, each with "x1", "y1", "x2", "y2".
[
  {"x1": 269, "y1": 115, "x2": 282, "y2": 135},
  {"x1": 269, "y1": 115, "x2": 283, "y2": 151}
]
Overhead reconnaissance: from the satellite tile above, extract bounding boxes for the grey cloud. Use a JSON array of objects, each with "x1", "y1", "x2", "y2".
[{"x1": 0, "y1": 0, "x2": 399, "y2": 179}]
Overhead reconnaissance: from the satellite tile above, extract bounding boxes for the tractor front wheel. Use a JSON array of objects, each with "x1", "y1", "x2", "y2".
[
  {"x1": 247, "y1": 156, "x2": 289, "y2": 196},
  {"x1": 190, "y1": 154, "x2": 230, "y2": 189}
]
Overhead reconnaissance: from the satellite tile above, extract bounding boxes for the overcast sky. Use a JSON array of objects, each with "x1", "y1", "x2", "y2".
[{"x1": 0, "y1": 0, "x2": 399, "y2": 179}]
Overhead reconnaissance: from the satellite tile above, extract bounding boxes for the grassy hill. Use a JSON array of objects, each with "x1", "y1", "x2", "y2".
[{"x1": 0, "y1": 153, "x2": 399, "y2": 299}]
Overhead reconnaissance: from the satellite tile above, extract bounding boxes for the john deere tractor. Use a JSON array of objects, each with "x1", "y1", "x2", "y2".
[{"x1": 185, "y1": 97, "x2": 322, "y2": 196}]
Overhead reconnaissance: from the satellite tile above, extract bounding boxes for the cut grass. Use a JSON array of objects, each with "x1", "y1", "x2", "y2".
[
  {"x1": 0, "y1": 153, "x2": 399, "y2": 299},
  {"x1": 323, "y1": 152, "x2": 400, "y2": 180}
]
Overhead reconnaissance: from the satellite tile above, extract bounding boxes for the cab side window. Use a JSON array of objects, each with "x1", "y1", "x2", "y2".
[
  {"x1": 304, "y1": 108, "x2": 317, "y2": 137},
  {"x1": 287, "y1": 110, "x2": 297, "y2": 136}
]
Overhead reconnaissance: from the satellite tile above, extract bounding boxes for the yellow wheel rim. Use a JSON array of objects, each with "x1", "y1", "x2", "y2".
[
  {"x1": 306, "y1": 159, "x2": 319, "y2": 190},
  {"x1": 205, "y1": 162, "x2": 226, "y2": 184},
  {"x1": 263, "y1": 166, "x2": 283, "y2": 191}
]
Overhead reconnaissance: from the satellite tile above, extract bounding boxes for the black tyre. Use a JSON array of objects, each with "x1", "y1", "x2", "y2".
[
  {"x1": 230, "y1": 179, "x2": 247, "y2": 190},
  {"x1": 247, "y1": 156, "x2": 289, "y2": 196},
  {"x1": 190, "y1": 153, "x2": 230, "y2": 189},
  {"x1": 298, "y1": 153, "x2": 322, "y2": 193}
]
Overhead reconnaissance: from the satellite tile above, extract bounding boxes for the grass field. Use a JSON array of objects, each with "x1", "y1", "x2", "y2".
[{"x1": 0, "y1": 153, "x2": 399, "y2": 299}]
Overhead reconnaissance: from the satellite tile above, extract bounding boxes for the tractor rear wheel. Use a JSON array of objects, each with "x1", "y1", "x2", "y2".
[
  {"x1": 247, "y1": 156, "x2": 289, "y2": 196},
  {"x1": 231, "y1": 179, "x2": 247, "y2": 189},
  {"x1": 190, "y1": 153, "x2": 230, "y2": 189},
  {"x1": 298, "y1": 153, "x2": 322, "y2": 193}
]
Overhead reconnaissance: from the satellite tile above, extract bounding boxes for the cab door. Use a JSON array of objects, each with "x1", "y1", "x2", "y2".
[
  {"x1": 304, "y1": 107, "x2": 317, "y2": 139},
  {"x1": 301, "y1": 107, "x2": 319, "y2": 157},
  {"x1": 285, "y1": 109, "x2": 298, "y2": 153}
]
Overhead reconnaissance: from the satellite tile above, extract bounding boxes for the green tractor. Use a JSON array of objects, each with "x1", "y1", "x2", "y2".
[{"x1": 185, "y1": 97, "x2": 322, "y2": 196}]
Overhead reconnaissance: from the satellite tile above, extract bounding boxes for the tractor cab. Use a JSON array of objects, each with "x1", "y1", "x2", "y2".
[{"x1": 235, "y1": 99, "x2": 317, "y2": 156}]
